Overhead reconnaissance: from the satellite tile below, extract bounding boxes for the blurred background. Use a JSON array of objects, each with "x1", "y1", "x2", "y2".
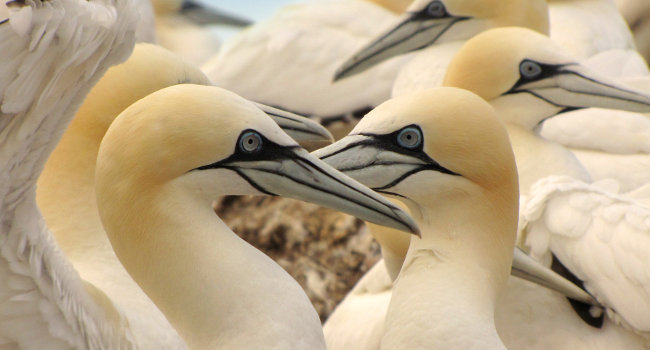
[{"x1": 204, "y1": 0, "x2": 305, "y2": 41}]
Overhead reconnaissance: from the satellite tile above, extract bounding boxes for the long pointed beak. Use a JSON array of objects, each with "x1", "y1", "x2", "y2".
[
  {"x1": 334, "y1": 12, "x2": 469, "y2": 81},
  {"x1": 511, "y1": 63, "x2": 650, "y2": 114},
  {"x1": 221, "y1": 145, "x2": 419, "y2": 235},
  {"x1": 180, "y1": 0, "x2": 252, "y2": 27},
  {"x1": 255, "y1": 102, "x2": 334, "y2": 144},
  {"x1": 511, "y1": 247, "x2": 600, "y2": 306},
  {"x1": 313, "y1": 134, "x2": 457, "y2": 195}
]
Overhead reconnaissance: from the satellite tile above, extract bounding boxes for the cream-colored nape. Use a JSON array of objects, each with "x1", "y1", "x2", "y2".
[
  {"x1": 36, "y1": 43, "x2": 212, "y2": 350},
  {"x1": 36, "y1": 41, "x2": 334, "y2": 350},
  {"x1": 317, "y1": 87, "x2": 518, "y2": 349},
  {"x1": 442, "y1": 26, "x2": 650, "y2": 344},
  {"x1": 95, "y1": 84, "x2": 418, "y2": 350}
]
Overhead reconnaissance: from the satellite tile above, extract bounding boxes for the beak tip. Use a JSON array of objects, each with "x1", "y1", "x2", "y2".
[{"x1": 332, "y1": 69, "x2": 346, "y2": 83}]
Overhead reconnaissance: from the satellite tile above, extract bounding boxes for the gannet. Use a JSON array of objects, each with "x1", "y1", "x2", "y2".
[
  {"x1": 322, "y1": 26, "x2": 650, "y2": 350},
  {"x1": 152, "y1": 0, "x2": 250, "y2": 66},
  {"x1": 36, "y1": 41, "x2": 335, "y2": 349},
  {"x1": 94, "y1": 84, "x2": 419, "y2": 350},
  {"x1": 0, "y1": 0, "x2": 139, "y2": 347},
  {"x1": 443, "y1": 27, "x2": 650, "y2": 345},
  {"x1": 314, "y1": 87, "x2": 519, "y2": 349},
  {"x1": 617, "y1": 0, "x2": 650, "y2": 62},
  {"x1": 202, "y1": 0, "x2": 411, "y2": 137},
  {"x1": 333, "y1": 0, "x2": 550, "y2": 87}
]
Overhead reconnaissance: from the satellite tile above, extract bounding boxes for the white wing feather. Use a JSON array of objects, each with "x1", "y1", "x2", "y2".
[
  {"x1": 521, "y1": 176, "x2": 650, "y2": 333},
  {"x1": 202, "y1": 0, "x2": 410, "y2": 119},
  {"x1": 0, "y1": 0, "x2": 137, "y2": 348}
]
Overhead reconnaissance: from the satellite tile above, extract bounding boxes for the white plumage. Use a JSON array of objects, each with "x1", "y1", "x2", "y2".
[
  {"x1": 202, "y1": 0, "x2": 410, "y2": 128},
  {"x1": 0, "y1": 0, "x2": 138, "y2": 348},
  {"x1": 520, "y1": 176, "x2": 650, "y2": 332}
]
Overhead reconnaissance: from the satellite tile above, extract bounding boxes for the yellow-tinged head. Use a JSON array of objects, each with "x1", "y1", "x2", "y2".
[
  {"x1": 317, "y1": 87, "x2": 517, "y2": 206},
  {"x1": 443, "y1": 27, "x2": 650, "y2": 129},
  {"x1": 315, "y1": 86, "x2": 519, "y2": 286},
  {"x1": 96, "y1": 84, "x2": 419, "y2": 246},
  {"x1": 334, "y1": 0, "x2": 549, "y2": 80},
  {"x1": 74, "y1": 43, "x2": 210, "y2": 140}
]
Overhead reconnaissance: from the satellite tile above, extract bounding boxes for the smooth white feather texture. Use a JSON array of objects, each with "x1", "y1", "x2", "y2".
[{"x1": 203, "y1": 0, "x2": 411, "y2": 120}]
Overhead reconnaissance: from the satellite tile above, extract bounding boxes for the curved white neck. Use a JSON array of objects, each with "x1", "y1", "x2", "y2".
[
  {"x1": 98, "y1": 178, "x2": 326, "y2": 350},
  {"x1": 381, "y1": 189, "x2": 515, "y2": 350}
]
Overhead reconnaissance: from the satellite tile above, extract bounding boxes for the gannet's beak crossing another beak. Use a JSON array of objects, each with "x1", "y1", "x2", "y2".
[
  {"x1": 198, "y1": 130, "x2": 419, "y2": 235},
  {"x1": 511, "y1": 248, "x2": 600, "y2": 306},
  {"x1": 255, "y1": 102, "x2": 334, "y2": 143},
  {"x1": 180, "y1": 0, "x2": 252, "y2": 27},
  {"x1": 506, "y1": 60, "x2": 650, "y2": 116},
  {"x1": 333, "y1": 1, "x2": 470, "y2": 81},
  {"x1": 312, "y1": 125, "x2": 459, "y2": 197}
]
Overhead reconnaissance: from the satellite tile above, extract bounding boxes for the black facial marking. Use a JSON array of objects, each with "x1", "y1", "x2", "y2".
[
  {"x1": 191, "y1": 131, "x2": 408, "y2": 227},
  {"x1": 334, "y1": 2, "x2": 469, "y2": 80},
  {"x1": 195, "y1": 129, "x2": 300, "y2": 172},
  {"x1": 551, "y1": 255, "x2": 604, "y2": 328},
  {"x1": 508, "y1": 59, "x2": 567, "y2": 92},
  {"x1": 322, "y1": 125, "x2": 460, "y2": 190}
]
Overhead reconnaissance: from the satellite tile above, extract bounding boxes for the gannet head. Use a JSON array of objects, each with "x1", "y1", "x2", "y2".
[
  {"x1": 443, "y1": 27, "x2": 650, "y2": 130},
  {"x1": 334, "y1": 0, "x2": 549, "y2": 80},
  {"x1": 80, "y1": 43, "x2": 331, "y2": 143},
  {"x1": 314, "y1": 87, "x2": 518, "y2": 285},
  {"x1": 97, "y1": 84, "x2": 418, "y2": 234},
  {"x1": 314, "y1": 87, "x2": 518, "y2": 229}
]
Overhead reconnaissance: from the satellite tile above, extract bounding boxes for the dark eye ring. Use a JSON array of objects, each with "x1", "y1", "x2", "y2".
[
  {"x1": 397, "y1": 126, "x2": 422, "y2": 149},
  {"x1": 427, "y1": 1, "x2": 445, "y2": 17},
  {"x1": 520, "y1": 60, "x2": 542, "y2": 79},
  {"x1": 239, "y1": 131, "x2": 263, "y2": 153}
]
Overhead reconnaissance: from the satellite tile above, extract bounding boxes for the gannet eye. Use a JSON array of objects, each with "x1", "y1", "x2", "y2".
[
  {"x1": 397, "y1": 126, "x2": 422, "y2": 149},
  {"x1": 427, "y1": 1, "x2": 445, "y2": 17},
  {"x1": 520, "y1": 60, "x2": 542, "y2": 79},
  {"x1": 239, "y1": 131, "x2": 263, "y2": 153}
]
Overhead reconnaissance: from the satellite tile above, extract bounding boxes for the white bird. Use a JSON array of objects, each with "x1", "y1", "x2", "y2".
[
  {"x1": 94, "y1": 83, "x2": 419, "y2": 350},
  {"x1": 444, "y1": 27, "x2": 650, "y2": 345},
  {"x1": 202, "y1": 0, "x2": 412, "y2": 137},
  {"x1": 321, "y1": 26, "x2": 650, "y2": 350},
  {"x1": 151, "y1": 0, "x2": 251, "y2": 66},
  {"x1": 315, "y1": 87, "x2": 521, "y2": 349},
  {"x1": 36, "y1": 41, "x2": 335, "y2": 349},
  {"x1": 334, "y1": 0, "x2": 650, "y2": 191},
  {"x1": 0, "y1": 0, "x2": 138, "y2": 348},
  {"x1": 333, "y1": 0, "x2": 551, "y2": 96}
]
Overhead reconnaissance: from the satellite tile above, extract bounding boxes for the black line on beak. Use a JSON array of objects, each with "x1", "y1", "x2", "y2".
[{"x1": 336, "y1": 12, "x2": 469, "y2": 80}]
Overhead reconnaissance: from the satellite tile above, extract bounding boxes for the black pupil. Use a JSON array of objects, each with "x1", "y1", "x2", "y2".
[
  {"x1": 428, "y1": 2, "x2": 444, "y2": 16},
  {"x1": 521, "y1": 61, "x2": 541, "y2": 78}
]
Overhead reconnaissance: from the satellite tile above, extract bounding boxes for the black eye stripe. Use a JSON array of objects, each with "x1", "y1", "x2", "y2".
[
  {"x1": 506, "y1": 59, "x2": 571, "y2": 93},
  {"x1": 194, "y1": 129, "x2": 300, "y2": 171},
  {"x1": 356, "y1": 124, "x2": 460, "y2": 178}
]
